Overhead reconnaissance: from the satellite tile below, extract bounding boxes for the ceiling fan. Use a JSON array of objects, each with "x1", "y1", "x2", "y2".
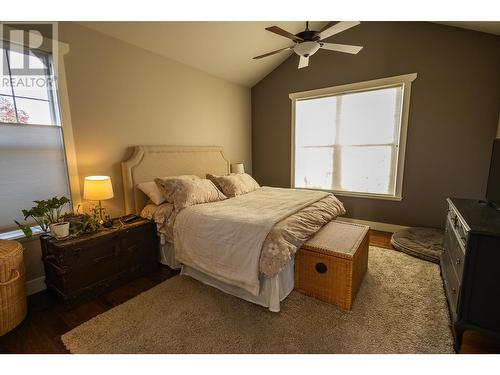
[{"x1": 253, "y1": 21, "x2": 363, "y2": 69}]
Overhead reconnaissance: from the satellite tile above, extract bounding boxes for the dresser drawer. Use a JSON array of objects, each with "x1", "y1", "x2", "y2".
[
  {"x1": 444, "y1": 218, "x2": 465, "y2": 280},
  {"x1": 441, "y1": 249, "x2": 460, "y2": 317}
]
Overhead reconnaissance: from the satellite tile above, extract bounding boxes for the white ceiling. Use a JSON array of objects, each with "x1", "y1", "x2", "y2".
[
  {"x1": 79, "y1": 21, "x2": 327, "y2": 87},
  {"x1": 79, "y1": 21, "x2": 500, "y2": 88}
]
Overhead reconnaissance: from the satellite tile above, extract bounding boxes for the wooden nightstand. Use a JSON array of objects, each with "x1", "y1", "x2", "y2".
[{"x1": 40, "y1": 219, "x2": 159, "y2": 307}]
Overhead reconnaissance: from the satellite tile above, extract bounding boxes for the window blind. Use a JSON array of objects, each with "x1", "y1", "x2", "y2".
[
  {"x1": 0, "y1": 43, "x2": 69, "y2": 232},
  {"x1": 0, "y1": 124, "x2": 70, "y2": 231}
]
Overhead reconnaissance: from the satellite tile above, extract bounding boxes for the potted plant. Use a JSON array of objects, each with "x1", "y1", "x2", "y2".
[
  {"x1": 46, "y1": 197, "x2": 71, "y2": 239},
  {"x1": 63, "y1": 205, "x2": 102, "y2": 236},
  {"x1": 15, "y1": 196, "x2": 71, "y2": 239}
]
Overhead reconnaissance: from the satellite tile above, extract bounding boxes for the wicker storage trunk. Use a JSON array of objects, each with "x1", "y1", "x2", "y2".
[
  {"x1": 295, "y1": 221, "x2": 369, "y2": 310},
  {"x1": 0, "y1": 240, "x2": 27, "y2": 336}
]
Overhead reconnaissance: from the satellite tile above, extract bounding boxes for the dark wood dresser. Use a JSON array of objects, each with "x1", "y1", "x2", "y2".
[
  {"x1": 441, "y1": 198, "x2": 500, "y2": 352},
  {"x1": 40, "y1": 219, "x2": 159, "y2": 307}
]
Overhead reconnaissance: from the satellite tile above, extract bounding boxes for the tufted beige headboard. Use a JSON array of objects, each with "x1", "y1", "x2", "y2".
[{"x1": 121, "y1": 145, "x2": 230, "y2": 214}]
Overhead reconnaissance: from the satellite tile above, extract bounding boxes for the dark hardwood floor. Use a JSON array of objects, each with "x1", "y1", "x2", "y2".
[{"x1": 1, "y1": 230, "x2": 499, "y2": 354}]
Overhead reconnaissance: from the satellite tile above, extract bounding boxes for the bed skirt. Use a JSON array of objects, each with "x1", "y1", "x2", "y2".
[
  {"x1": 159, "y1": 242, "x2": 182, "y2": 269},
  {"x1": 159, "y1": 242, "x2": 294, "y2": 312}
]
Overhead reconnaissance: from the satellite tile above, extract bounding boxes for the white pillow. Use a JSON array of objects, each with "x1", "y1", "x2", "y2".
[{"x1": 137, "y1": 181, "x2": 165, "y2": 205}]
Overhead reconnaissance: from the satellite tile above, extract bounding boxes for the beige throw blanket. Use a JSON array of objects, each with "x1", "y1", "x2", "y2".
[{"x1": 174, "y1": 187, "x2": 345, "y2": 296}]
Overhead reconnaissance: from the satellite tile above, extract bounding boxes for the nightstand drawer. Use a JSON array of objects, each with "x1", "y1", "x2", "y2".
[
  {"x1": 44, "y1": 252, "x2": 121, "y2": 293},
  {"x1": 117, "y1": 224, "x2": 157, "y2": 264},
  {"x1": 43, "y1": 233, "x2": 120, "y2": 270}
]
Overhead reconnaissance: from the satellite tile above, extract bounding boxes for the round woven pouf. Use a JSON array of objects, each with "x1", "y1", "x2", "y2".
[
  {"x1": 0, "y1": 240, "x2": 27, "y2": 336},
  {"x1": 390, "y1": 227, "x2": 444, "y2": 263}
]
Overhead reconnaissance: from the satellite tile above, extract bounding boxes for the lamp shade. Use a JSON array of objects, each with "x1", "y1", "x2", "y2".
[
  {"x1": 83, "y1": 176, "x2": 114, "y2": 201},
  {"x1": 232, "y1": 163, "x2": 245, "y2": 174}
]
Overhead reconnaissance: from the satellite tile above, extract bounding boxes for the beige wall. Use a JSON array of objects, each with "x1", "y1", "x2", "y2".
[
  {"x1": 252, "y1": 22, "x2": 500, "y2": 228},
  {"x1": 59, "y1": 22, "x2": 252, "y2": 218},
  {"x1": 23, "y1": 22, "x2": 252, "y2": 288}
]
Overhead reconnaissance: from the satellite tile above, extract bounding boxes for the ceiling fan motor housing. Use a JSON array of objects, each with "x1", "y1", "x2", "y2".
[
  {"x1": 296, "y1": 29, "x2": 320, "y2": 41},
  {"x1": 294, "y1": 41, "x2": 320, "y2": 58}
]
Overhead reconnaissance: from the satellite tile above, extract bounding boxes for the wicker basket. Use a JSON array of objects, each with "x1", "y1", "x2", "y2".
[
  {"x1": 295, "y1": 221, "x2": 369, "y2": 310},
  {"x1": 0, "y1": 240, "x2": 27, "y2": 336}
]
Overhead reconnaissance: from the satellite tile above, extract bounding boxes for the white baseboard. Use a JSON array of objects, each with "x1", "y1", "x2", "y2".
[
  {"x1": 337, "y1": 217, "x2": 409, "y2": 233},
  {"x1": 25, "y1": 276, "x2": 46, "y2": 296}
]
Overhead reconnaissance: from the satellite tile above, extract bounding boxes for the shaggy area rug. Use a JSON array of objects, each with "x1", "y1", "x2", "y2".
[{"x1": 61, "y1": 246, "x2": 454, "y2": 354}]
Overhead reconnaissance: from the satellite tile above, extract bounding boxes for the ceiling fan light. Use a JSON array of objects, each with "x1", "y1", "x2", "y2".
[{"x1": 293, "y1": 41, "x2": 320, "y2": 57}]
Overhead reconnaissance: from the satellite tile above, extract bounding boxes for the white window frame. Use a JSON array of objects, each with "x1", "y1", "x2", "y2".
[{"x1": 289, "y1": 73, "x2": 417, "y2": 201}]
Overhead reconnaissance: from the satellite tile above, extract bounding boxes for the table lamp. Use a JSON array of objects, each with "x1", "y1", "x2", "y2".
[
  {"x1": 83, "y1": 176, "x2": 114, "y2": 220},
  {"x1": 232, "y1": 163, "x2": 245, "y2": 174}
]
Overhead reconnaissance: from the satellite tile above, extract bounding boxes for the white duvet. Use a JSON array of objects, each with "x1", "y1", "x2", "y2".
[{"x1": 173, "y1": 187, "x2": 345, "y2": 296}]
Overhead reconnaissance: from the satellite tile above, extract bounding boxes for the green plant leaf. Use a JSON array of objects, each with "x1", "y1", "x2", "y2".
[{"x1": 14, "y1": 220, "x2": 33, "y2": 238}]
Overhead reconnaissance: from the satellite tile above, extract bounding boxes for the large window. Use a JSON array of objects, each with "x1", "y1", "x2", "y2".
[
  {"x1": 0, "y1": 41, "x2": 69, "y2": 233},
  {"x1": 290, "y1": 74, "x2": 416, "y2": 200}
]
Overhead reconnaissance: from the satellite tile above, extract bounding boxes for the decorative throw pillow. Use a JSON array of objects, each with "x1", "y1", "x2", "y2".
[
  {"x1": 206, "y1": 172, "x2": 235, "y2": 192},
  {"x1": 155, "y1": 178, "x2": 227, "y2": 212},
  {"x1": 154, "y1": 175, "x2": 200, "y2": 203},
  {"x1": 206, "y1": 173, "x2": 260, "y2": 197}
]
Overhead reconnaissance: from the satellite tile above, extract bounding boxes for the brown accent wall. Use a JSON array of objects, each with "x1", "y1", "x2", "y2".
[{"x1": 251, "y1": 22, "x2": 500, "y2": 228}]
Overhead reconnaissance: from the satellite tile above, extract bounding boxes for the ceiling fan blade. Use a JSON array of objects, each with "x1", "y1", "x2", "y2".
[
  {"x1": 253, "y1": 46, "x2": 293, "y2": 60},
  {"x1": 317, "y1": 21, "x2": 337, "y2": 34},
  {"x1": 320, "y1": 43, "x2": 363, "y2": 54},
  {"x1": 317, "y1": 21, "x2": 360, "y2": 41},
  {"x1": 298, "y1": 55, "x2": 309, "y2": 69},
  {"x1": 265, "y1": 26, "x2": 304, "y2": 42}
]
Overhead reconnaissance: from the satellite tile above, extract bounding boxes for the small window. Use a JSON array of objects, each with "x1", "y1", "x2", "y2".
[
  {"x1": 0, "y1": 43, "x2": 60, "y2": 126},
  {"x1": 290, "y1": 73, "x2": 416, "y2": 200}
]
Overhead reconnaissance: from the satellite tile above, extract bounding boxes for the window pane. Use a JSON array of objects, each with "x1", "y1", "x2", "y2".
[
  {"x1": 11, "y1": 74, "x2": 51, "y2": 100},
  {"x1": 8, "y1": 49, "x2": 50, "y2": 100},
  {"x1": 340, "y1": 146, "x2": 394, "y2": 194},
  {"x1": 338, "y1": 86, "x2": 402, "y2": 145},
  {"x1": 296, "y1": 96, "x2": 336, "y2": 147},
  {"x1": 15, "y1": 97, "x2": 54, "y2": 125},
  {"x1": 295, "y1": 147, "x2": 334, "y2": 189},
  {"x1": 0, "y1": 96, "x2": 18, "y2": 123},
  {"x1": 7, "y1": 48, "x2": 48, "y2": 71}
]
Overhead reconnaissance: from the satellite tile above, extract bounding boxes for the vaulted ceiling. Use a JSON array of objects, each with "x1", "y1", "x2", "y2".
[
  {"x1": 79, "y1": 21, "x2": 328, "y2": 87},
  {"x1": 79, "y1": 21, "x2": 500, "y2": 88}
]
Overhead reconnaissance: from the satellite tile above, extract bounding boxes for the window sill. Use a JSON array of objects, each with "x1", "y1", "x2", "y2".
[
  {"x1": 0, "y1": 226, "x2": 44, "y2": 242},
  {"x1": 294, "y1": 187, "x2": 403, "y2": 201}
]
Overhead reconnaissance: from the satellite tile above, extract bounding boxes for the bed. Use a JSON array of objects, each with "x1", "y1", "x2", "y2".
[{"x1": 121, "y1": 145, "x2": 345, "y2": 312}]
